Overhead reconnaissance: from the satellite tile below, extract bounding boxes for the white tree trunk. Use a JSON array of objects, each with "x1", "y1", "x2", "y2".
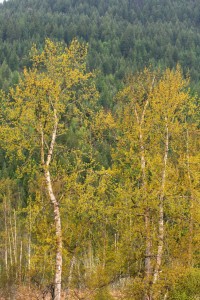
[
  {"x1": 28, "y1": 206, "x2": 32, "y2": 288},
  {"x1": 135, "y1": 100, "x2": 152, "y2": 300},
  {"x1": 66, "y1": 255, "x2": 76, "y2": 300},
  {"x1": 40, "y1": 108, "x2": 62, "y2": 300},
  {"x1": 45, "y1": 169, "x2": 62, "y2": 300},
  {"x1": 4, "y1": 199, "x2": 8, "y2": 277},
  {"x1": 153, "y1": 120, "x2": 169, "y2": 285}
]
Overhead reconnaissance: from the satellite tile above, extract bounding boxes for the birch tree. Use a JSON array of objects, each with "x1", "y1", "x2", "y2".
[
  {"x1": 114, "y1": 67, "x2": 194, "y2": 299},
  {"x1": 149, "y1": 67, "x2": 190, "y2": 299},
  {"x1": 1, "y1": 39, "x2": 98, "y2": 300},
  {"x1": 115, "y1": 69, "x2": 157, "y2": 299}
]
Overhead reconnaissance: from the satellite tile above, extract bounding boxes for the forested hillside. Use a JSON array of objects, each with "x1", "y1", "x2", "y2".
[
  {"x1": 0, "y1": 1, "x2": 199, "y2": 300},
  {"x1": 1, "y1": 0, "x2": 200, "y2": 100}
]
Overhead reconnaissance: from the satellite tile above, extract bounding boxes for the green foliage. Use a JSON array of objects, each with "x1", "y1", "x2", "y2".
[{"x1": 169, "y1": 269, "x2": 200, "y2": 300}]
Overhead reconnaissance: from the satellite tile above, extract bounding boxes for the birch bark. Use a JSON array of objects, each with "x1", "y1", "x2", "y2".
[
  {"x1": 152, "y1": 118, "x2": 169, "y2": 286},
  {"x1": 135, "y1": 101, "x2": 152, "y2": 300},
  {"x1": 40, "y1": 108, "x2": 62, "y2": 300}
]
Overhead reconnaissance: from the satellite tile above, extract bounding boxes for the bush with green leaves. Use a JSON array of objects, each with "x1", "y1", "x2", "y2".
[{"x1": 169, "y1": 269, "x2": 200, "y2": 300}]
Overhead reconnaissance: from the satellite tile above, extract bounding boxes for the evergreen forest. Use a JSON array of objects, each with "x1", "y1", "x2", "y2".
[{"x1": 0, "y1": 0, "x2": 199, "y2": 299}]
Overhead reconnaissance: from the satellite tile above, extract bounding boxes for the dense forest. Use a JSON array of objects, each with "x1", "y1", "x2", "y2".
[
  {"x1": 2, "y1": 0, "x2": 200, "y2": 101},
  {"x1": 0, "y1": 0, "x2": 199, "y2": 299}
]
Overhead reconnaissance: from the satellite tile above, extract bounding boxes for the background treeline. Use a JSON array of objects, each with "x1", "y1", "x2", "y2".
[{"x1": 2, "y1": 0, "x2": 200, "y2": 102}]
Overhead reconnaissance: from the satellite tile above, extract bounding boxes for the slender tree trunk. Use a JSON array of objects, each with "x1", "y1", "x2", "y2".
[
  {"x1": 28, "y1": 206, "x2": 32, "y2": 288},
  {"x1": 19, "y1": 240, "x2": 23, "y2": 283},
  {"x1": 186, "y1": 129, "x2": 194, "y2": 266},
  {"x1": 5, "y1": 246, "x2": 8, "y2": 276},
  {"x1": 45, "y1": 169, "x2": 62, "y2": 300},
  {"x1": 153, "y1": 119, "x2": 169, "y2": 285},
  {"x1": 9, "y1": 209, "x2": 15, "y2": 265},
  {"x1": 139, "y1": 126, "x2": 152, "y2": 283},
  {"x1": 40, "y1": 105, "x2": 62, "y2": 300},
  {"x1": 103, "y1": 224, "x2": 107, "y2": 269},
  {"x1": 144, "y1": 209, "x2": 151, "y2": 281},
  {"x1": 4, "y1": 198, "x2": 8, "y2": 277},
  {"x1": 131, "y1": 77, "x2": 155, "y2": 299},
  {"x1": 139, "y1": 128, "x2": 152, "y2": 300},
  {"x1": 135, "y1": 102, "x2": 152, "y2": 300},
  {"x1": 40, "y1": 107, "x2": 62, "y2": 300},
  {"x1": 88, "y1": 240, "x2": 94, "y2": 271},
  {"x1": 13, "y1": 209, "x2": 18, "y2": 280},
  {"x1": 14, "y1": 210, "x2": 17, "y2": 267},
  {"x1": 66, "y1": 255, "x2": 76, "y2": 300},
  {"x1": 8, "y1": 232, "x2": 13, "y2": 267},
  {"x1": 68, "y1": 255, "x2": 76, "y2": 287}
]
